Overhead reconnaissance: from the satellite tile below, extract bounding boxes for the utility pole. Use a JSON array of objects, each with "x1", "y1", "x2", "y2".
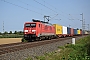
[
  {"x1": 80, "y1": 13, "x2": 84, "y2": 35},
  {"x1": 87, "y1": 24, "x2": 89, "y2": 31},
  {"x1": 84, "y1": 24, "x2": 89, "y2": 31},
  {"x1": 83, "y1": 19, "x2": 85, "y2": 31},
  {"x1": 3, "y1": 21, "x2": 4, "y2": 33}
]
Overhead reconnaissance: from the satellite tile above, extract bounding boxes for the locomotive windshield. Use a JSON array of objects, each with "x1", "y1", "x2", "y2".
[{"x1": 25, "y1": 23, "x2": 36, "y2": 27}]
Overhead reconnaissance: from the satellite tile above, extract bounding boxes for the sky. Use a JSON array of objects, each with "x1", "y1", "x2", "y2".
[{"x1": 0, "y1": 0, "x2": 90, "y2": 32}]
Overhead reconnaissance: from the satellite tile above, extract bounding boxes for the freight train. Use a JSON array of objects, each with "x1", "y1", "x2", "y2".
[{"x1": 22, "y1": 19, "x2": 89, "y2": 42}]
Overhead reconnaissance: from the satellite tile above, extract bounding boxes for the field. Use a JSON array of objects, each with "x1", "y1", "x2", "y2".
[{"x1": 0, "y1": 38, "x2": 22, "y2": 45}]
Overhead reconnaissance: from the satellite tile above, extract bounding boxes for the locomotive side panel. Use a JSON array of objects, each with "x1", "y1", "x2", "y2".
[{"x1": 40, "y1": 23, "x2": 55, "y2": 36}]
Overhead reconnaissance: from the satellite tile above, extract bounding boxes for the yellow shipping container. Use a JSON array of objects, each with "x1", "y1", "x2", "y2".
[
  {"x1": 77, "y1": 30, "x2": 80, "y2": 34},
  {"x1": 53, "y1": 24, "x2": 62, "y2": 34}
]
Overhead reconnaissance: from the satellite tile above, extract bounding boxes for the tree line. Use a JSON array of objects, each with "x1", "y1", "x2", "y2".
[{"x1": 0, "y1": 31, "x2": 23, "y2": 35}]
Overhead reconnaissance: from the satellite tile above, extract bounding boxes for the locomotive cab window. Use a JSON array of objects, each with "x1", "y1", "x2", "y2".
[
  {"x1": 25, "y1": 24, "x2": 30, "y2": 27},
  {"x1": 31, "y1": 24, "x2": 36, "y2": 27},
  {"x1": 25, "y1": 23, "x2": 36, "y2": 27}
]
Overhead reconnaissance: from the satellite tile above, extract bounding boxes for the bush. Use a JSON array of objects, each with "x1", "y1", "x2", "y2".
[
  {"x1": 64, "y1": 35, "x2": 90, "y2": 60},
  {"x1": 0, "y1": 34, "x2": 23, "y2": 38},
  {"x1": 21, "y1": 38, "x2": 28, "y2": 42}
]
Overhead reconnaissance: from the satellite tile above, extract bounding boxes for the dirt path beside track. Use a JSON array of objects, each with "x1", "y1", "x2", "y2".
[{"x1": 0, "y1": 38, "x2": 22, "y2": 45}]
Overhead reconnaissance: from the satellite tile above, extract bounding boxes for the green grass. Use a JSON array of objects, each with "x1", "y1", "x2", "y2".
[
  {"x1": 26, "y1": 57, "x2": 33, "y2": 60},
  {"x1": 26, "y1": 35, "x2": 90, "y2": 60}
]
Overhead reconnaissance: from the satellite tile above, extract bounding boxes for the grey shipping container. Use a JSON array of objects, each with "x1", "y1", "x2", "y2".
[
  {"x1": 67, "y1": 27, "x2": 71, "y2": 34},
  {"x1": 74, "y1": 29, "x2": 77, "y2": 35}
]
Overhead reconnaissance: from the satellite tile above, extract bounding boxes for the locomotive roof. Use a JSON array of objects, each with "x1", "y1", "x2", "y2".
[
  {"x1": 25, "y1": 22, "x2": 52, "y2": 26},
  {"x1": 32, "y1": 19, "x2": 52, "y2": 25},
  {"x1": 24, "y1": 19, "x2": 53, "y2": 26}
]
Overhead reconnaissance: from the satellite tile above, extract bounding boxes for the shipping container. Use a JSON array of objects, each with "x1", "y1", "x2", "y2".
[
  {"x1": 53, "y1": 24, "x2": 62, "y2": 34},
  {"x1": 67, "y1": 27, "x2": 71, "y2": 34},
  {"x1": 77, "y1": 29, "x2": 80, "y2": 34},
  {"x1": 80, "y1": 29, "x2": 82, "y2": 35},
  {"x1": 71, "y1": 28, "x2": 74, "y2": 36},
  {"x1": 62, "y1": 26, "x2": 67, "y2": 34},
  {"x1": 74, "y1": 29, "x2": 77, "y2": 35}
]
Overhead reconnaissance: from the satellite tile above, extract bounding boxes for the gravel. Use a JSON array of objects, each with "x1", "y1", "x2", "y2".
[{"x1": 0, "y1": 36, "x2": 86, "y2": 60}]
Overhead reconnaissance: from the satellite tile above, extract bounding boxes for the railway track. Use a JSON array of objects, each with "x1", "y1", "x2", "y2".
[{"x1": 0, "y1": 35, "x2": 86, "y2": 55}]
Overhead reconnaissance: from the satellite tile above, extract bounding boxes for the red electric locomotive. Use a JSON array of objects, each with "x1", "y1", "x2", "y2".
[{"x1": 23, "y1": 19, "x2": 56, "y2": 41}]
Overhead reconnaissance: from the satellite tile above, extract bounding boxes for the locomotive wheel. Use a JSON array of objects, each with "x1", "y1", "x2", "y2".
[
  {"x1": 48, "y1": 36, "x2": 51, "y2": 40},
  {"x1": 31, "y1": 39, "x2": 34, "y2": 42},
  {"x1": 39, "y1": 37, "x2": 42, "y2": 41}
]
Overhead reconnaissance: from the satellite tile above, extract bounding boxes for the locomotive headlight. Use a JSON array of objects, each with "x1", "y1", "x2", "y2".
[
  {"x1": 32, "y1": 30, "x2": 36, "y2": 32},
  {"x1": 24, "y1": 30, "x2": 28, "y2": 32}
]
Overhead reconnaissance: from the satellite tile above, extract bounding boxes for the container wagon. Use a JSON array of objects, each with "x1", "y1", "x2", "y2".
[
  {"x1": 67, "y1": 27, "x2": 71, "y2": 36},
  {"x1": 71, "y1": 28, "x2": 74, "y2": 36},
  {"x1": 77, "y1": 29, "x2": 80, "y2": 35},
  {"x1": 62, "y1": 26, "x2": 67, "y2": 37},
  {"x1": 53, "y1": 24, "x2": 62, "y2": 37},
  {"x1": 74, "y1": 29, "x2": 77, "y2": 36}
]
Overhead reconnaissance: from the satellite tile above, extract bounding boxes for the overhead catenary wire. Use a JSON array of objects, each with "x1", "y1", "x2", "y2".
[
  {"x1": 69, "y1": 14, "x2": 80, "y2": 20},
  {"x1": 17, "y1": 0, "x2": 60, "y2": 21},
  {"x1": 1, "y1": 0, "x2": 80, "y2": 22},
  {"x1": 32, "y1": 0, "x2": 63, "y2": 21},
  {"x1": 17, "y1": 0, "x2": 53, "y2": 15},
  {"x1": 50, "y1": 14, "x2": 58, "y2": 20},
  {"x1": 1, "y1": 0, "x2": 44, "y2": 16},
  {"x1": 41, "y1": 1, "x2": 81, "y2": 27},
  {"x1": 42, "y1": 0, "x2": 80, "y2": 20},
  {"x1": 33, "y1": 0, "x2": 58, "y2": 14},
  {"x1": 2, "y1": 0, "x2": 74, "y2": 21},
  {"x1": 17, "y1": 0, "x2": 59, "y2": 21},
  {"x1": 41, "y1": 0, "x2": 69, "y2": 19},
  {"x1": 18, "y1": 0, "x2": 43, "y2": 11},
  {"x1": 33, "y1": 0, "x2": 62, "y2": 20}
]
